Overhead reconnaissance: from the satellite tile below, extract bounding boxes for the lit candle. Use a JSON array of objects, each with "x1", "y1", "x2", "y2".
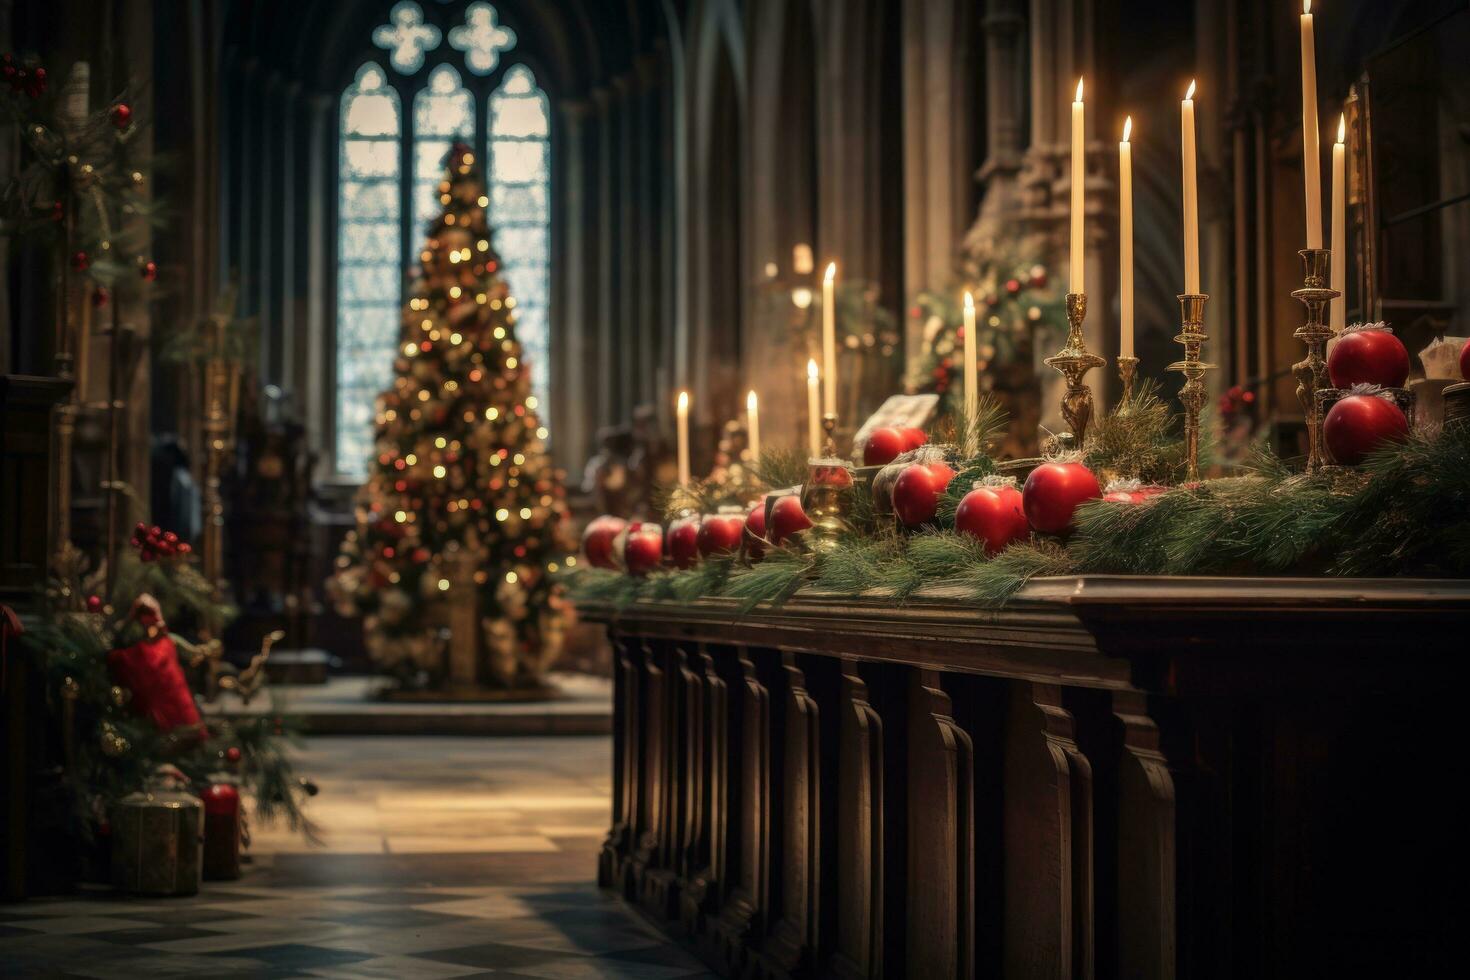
[
  {"x1": 1330, "y1": 113, "x2": 1346, "y2": 332},
  {"x1": 807, "y1": 359, "x2": 821, "y2": 459},
  {"x1": 746, "y1": 389, "x2": 761, "y2": 464},
  {"x1": 1070, "y1": 78, "x2": 1085, "y2": 294},
  {"x1": 676, "y1": 390, "x2": 690, "y2": 487},
  {"x1": 1181, "y1": 81, "x2": 1200, "y2": 295},
  {"x1": 963, "y1": 291, "x2": 977, "y2": 429},
  {"x1": 822, "y1": 262, "x2": 837, "y2": 416},
  {"x1": 1120, "y1": 116, "x2": 1135, "y2": 358},
  {"x1": 1300, "y1": 0, "x2": 1322, "y2": 249}
]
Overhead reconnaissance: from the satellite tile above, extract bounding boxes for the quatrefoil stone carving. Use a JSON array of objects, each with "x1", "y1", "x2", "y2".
[
  {"x1": 450, "y1": 2, "x2": 518, "y2": 75},
  {"x1": 373, "y1": 1, "x2": 442, "y2": 75}
]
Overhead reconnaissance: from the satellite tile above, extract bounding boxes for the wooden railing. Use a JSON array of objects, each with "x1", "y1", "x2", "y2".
[{"x1": 584, "y1": 576, "x2": 1470, "y2": 979}]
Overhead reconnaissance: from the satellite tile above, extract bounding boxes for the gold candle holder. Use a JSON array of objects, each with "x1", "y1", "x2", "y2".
[
  {"x1": 1116, "y1": 355, "x2": 1140, "y2": 408},
  {"x1": 1168, "y1": 294, "x2": 1213, "y2": 483},
  {"x1": 1044, "y1": 292, "x2": 1106, "y2": 448},
  {"x1": 1290, "y1": 248, "x2": 1339, "y2": 474},
  {"x1": 799, "y1": 459, "x2": 854, "y2": 555},
  {"x1": 821, "y1": 411, "x2": 839, "y2": 459}
]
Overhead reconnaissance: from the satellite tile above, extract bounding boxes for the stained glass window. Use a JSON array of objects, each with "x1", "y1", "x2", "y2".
[
  {"x1": 373, "y1": 1, "x2": 441, "y2": 75},
  {"x1": 337, "y1": 62, "x2": 402, "y2": 477},
  {"x1": 488, "y1": 65, "x2": 551, "y2": 421},
  {"x1": 449, "y1": 2, "x2": 517, "y2": 75},
  {"x1": 413, "y1": 64, "x2": 476, "y2": 240}
]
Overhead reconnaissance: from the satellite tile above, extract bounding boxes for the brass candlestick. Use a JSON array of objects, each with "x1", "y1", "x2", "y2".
[
  {"x1": 1168, "y1": 294, "x2": 1213, "y2": 483},
  {"x1": 799, "y1": 459, "x2": 854, "y2": 555},
  {"x1": 1044, "y1": 293, "x2": 1106, "y2": 448},
  {"x1": 821, "y1": 412, "x2": 838, "y2": 458},
  {"x1": 1116, "y1": 355, "x2": 1140, "y2": 408},
  {"x1": 1290, "y1": 248, "x2": 1338, "y2": 474}
]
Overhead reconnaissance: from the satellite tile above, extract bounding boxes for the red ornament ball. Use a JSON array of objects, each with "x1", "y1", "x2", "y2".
[
  {"x1": 768, "y1": 495, "x2": 812, "y2": 545},
  {"x1": 1460, "y1": 337, "x2": 1470, "y2": 382},
  {"x1": 71, "y1": 251, "x2": 89, "y2": 271},
  {"x1": 202, "y1": 781, "x2": 241, "y2": 816},
  {"x1": 696, "y1": 513, "x2": 745, "y2": 558},
  {"x1": 744, "y1": 504, "x2": 768, "y2": 561},
  {"x1": 225, "y1": 746, "x2": 242, "y2": 763},
  {"x1": 1005, "y1": 278, "x2": 1022, "y2": 295},
  {"x1": 622, "y1": 523, "x2": 664, "y2": 577},
  {"x1": 899, "y1": 427, "x2": 928, "y2": 451},
  {"x1": 1323, "y1": 393, "x2": 1408, "y2": 465},
  {"x1": 581, "y1": 515, "x2": 627, "y2": 570},
  {"x1": 892, "y1": 460, "x2": 956, "y2": 528},
  {"x1": 1327, "y1": 328, "x2": 1410, "y2": 389},
  {"x1": 111, "y1": 103, "x2": 133, "y2": 129},
  {"x1": 1022, "y1": 461, "x2": 1101, "y2": 534},
  {"x1": 955, "y1": 483, "x2": 1029, "y2": 555},
  {"x1": 86, "y1": 594, "x2": 103, "y2": 613},
  {"x1": 141, "y1": 260, "x2": 158, "y2": 281},
  {"x1": 668, "y1": 518, "x2": 701, "y2": 569},
  {"x1": 863, "y1": 426, "x2": 910, "y2": 466}
]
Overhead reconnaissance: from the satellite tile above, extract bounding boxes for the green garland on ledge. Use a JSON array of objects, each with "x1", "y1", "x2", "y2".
[{"x1": 568, "y1": 396, "x2": 1470, "y2": 612}]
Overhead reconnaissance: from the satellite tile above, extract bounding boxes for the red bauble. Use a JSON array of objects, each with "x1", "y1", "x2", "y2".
[
  {"x1": 623, "y1": 524, "x2": 664, "y2": 576},
  {"x1": 955, "y1": 484, "x2": 1028, "y2": 555},
  {"x1": 1327, "y1": 329, "x2": 1410, "y2": 389},
  {"x1": 202, "y1": 781, "x2": 241, "y2": 817},
  {"x1": 744, "y1": 504, "x2": 768, "y2": 561},
  {"x1": 668, "y1": 518, "x2": 701, "y2": 569},
  {"x1": 107, "y1": 634, "x2": 203, "y2": 735},
  {"x1": 581, "y1": 515, "x2": 627, "y2": 570},
  {"x1": 1022, "y1": 462, "x2": 1101, "y2": 534},
  {"x1": 892, "y1": 460, "x2": 956, "y2": 527},
  {"x1": 1005, "y1": 278, "x2": 1022, "y2": 295},
  {"x1": 85, "y1": 594, "x2": 102, "y2": 613},
  {"x1": 863, "y1": 426, "x2": 909, "y2": 466},
  {"x1": 1323, "y1": 393, "x2": 1408, "y2": 465},
  {"x1": 1460, "y1": 337, "x2": 1470, "y2": 382},
  {"x1": 140, "y1": 260, "x2": 158, "y2": 282},
  {"x1": 110, "y1": 103, "x2": 132, "y2": 129},
  {"x1": 899, "y1": 427, "x2": 928, "y2": 451},
  {"x1": 225, "y1": 746, "x2": 242, "y2": 763},
  {"x1": 697, "y1": 513, "x2": 745, "y2": 558},
  {"x1": 769, "y1": 495, "x2": 813, "y2": 545}
]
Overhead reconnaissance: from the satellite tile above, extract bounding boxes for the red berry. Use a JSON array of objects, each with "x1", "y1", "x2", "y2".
[{"x1": 1022, "y1": 462, "x2": 1102, "y2": 535}]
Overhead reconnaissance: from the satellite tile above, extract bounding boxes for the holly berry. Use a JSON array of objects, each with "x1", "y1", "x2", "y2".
[
  {"x1": 863, "y1": 426, "x2": 910, "y2": 466},
  {"x1": 1323, "y1": 392, "x2": 1408, "y2": 465},
  {"x1": 111, "y1": 103, "x2": 133, "y2": 129},
  {"x1": 622, "y1": 523, "x2": 664, "y2": 576},
  {"x1": 696, "y1": 512, "x2": 745, "y2": 558},
  {"x1": 581, "y1": 515, "x2": 627, "y2": 570},
  {"x1": 1327, "y1": 328, "x2": 1410, "y2": 389},
  {"x1": 744, "y1": 504, "x2": 768, "y2": 562},
  {"x1": 1022, "y1": 461, "x2": 1101, "y2": 534},
  {"x1": 768, "y1": 495, "x2": 812, "y2": 545},
  {"x1": 955, "y1": 483, "x2": 1028, "y2": 555},
  {"x1": 667, "y1": 517, "x2": 701, "y2": 569},
  {"x1": 892, "y1": 459, "x2": 956, "y2": 528}
]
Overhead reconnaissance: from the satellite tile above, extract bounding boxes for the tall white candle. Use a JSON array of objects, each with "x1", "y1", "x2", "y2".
[
  {"x1": 746, "y1": 389, "x2": 761, "y2": 463},
  {"x1": 822, "y1": 263, "x2": 837, "y2": 416},
  {"x1": 1120, "y1": 116, "x2": 1135, "y2": 358},
  {"x1": 963, "y1": 292, "x2": 978, "y2": 430},
  {"x1": 1330, "y1": 113, "x2": 1346, "y2": 332},
  {"x1": 1300, "y1": 0, "x2": 1322, "y2": 249},
  {"x1": 806, "y1": 359, "x2": 821, "y2": 459},
  {"x1": 1070, "y1": 78, "x2": 1086, "y2": 294},
  {"x1": 676, "y1": 390, "x2": 690, "y2": 487},
  {"x1": 1182, "y1": 81, "x2": 1200, "y2": 295}
]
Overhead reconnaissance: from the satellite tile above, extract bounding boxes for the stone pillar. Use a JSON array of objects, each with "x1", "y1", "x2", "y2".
[
  {"x1": 593, "y1": 87, "x2": 618, "y2": 425},
  {"x1": 554, "y1": 98, "x2": 594, "y2": 471}
]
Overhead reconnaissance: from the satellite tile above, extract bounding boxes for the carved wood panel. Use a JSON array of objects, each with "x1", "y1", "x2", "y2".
[
  {"x1": 680, "y1": 644, "x2": 729, "y2": 936},
  {"x1": 830, "y1": 660, "x2": 885, "y2": 979},
  {"x1": 1113, "y1": 690, "x2": 1176, "y2": 980}
]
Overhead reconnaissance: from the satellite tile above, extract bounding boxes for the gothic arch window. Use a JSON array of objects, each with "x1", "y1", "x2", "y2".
[
  {"x1": 334, "y1": 1, "x2": 552, "y2": 476},
  {"x1": 488, "y1": 65, "x2": 551, "y2": 419}
]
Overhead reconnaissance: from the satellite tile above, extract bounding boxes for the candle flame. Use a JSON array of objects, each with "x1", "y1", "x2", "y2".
[
  {"x1": 807, "y1": 358, "x2": 819, "y2": 381},
  {"x1": 823, "y1": 262, "x2": 836, "y2": 284},
  {"x1": 746, "y1": 389, "x2": 758, "y2": 412},
  {"x1": 1122, "y1": 116, "x2": 1132, "y2": 142},
  {"x1": 1336, "y1": 113, "x2": 1346, "y2": 144},
  {"x1": 964, "y1": 290, "x2": 974, "y2": 312},
  {"x1": 677, "y1": 390, "x2": 689, "y2": 412},
  {"x1": 1075, "y1": 77, "x2": 1084, "y2": 102},
  {"x1": 1185, "y1": 79, "x2": 1196, "y2": 101}
]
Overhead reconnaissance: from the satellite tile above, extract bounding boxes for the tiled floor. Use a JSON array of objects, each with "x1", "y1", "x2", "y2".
[{"x1": 0, "y1": 736, "x2": 714, "y2": 979}]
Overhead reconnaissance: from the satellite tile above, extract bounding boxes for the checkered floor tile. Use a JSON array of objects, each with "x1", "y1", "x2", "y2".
[{"x1": 0, "y1": 736, "x2": 715, "y2": 979}]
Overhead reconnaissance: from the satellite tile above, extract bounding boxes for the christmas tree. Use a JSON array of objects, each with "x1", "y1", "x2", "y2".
[{"x1": 331, "y1": 142, "x2": 573, "y2": 689}]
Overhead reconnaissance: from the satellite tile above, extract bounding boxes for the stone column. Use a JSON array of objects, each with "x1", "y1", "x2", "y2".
[
  {"x1": 554, "y1": 98, "x2": 594, "y2": 472},
  {"x1": 593, "y1": 87, "x2": 618, "y2": 425}
]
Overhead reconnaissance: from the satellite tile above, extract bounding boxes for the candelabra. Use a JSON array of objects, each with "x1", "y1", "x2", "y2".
[
  {"x1": 1290, "y1": 248, "x2": 1338, "y2": 474},
  {"x1": 1043, "y1": 293, "x2": 1106, "y2": 448},
  {"x1": 1168, "y1": 294, "x2": 1213, "y2": 483},
  {"x1": 1116, "y1": 355, "x2": 1139, "y2": 408}
]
